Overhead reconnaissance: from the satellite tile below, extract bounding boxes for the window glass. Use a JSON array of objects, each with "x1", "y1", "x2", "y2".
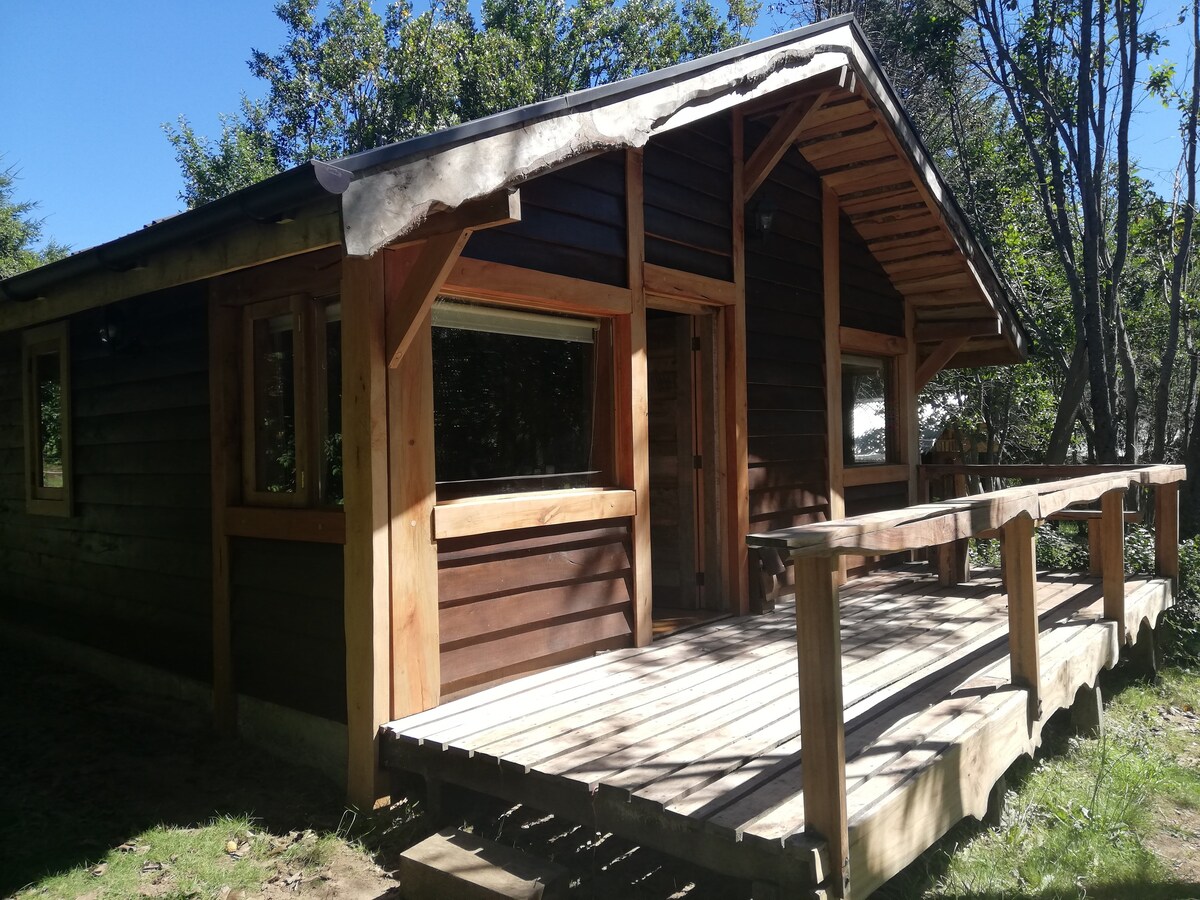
[
  {"x1": 251, "y1": 314, "x2": 298, "y2": 494},
  {"x1": 34, "y1": 351, "x2": 63, "y2": 489},
  {"x1": 432, "y1": 299, "x2": 604, "y2": 499},
  {"x1": 843, "y1": 354, "x2": 891, "y2": 465},
  {"x1": 322, "y1": 302, "x2": 343, "y2": 506}
]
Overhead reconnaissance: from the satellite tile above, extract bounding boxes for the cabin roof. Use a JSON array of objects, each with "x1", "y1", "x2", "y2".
[{"x1": 0, "y1": 15, "x2": 1026, "y2": 365}]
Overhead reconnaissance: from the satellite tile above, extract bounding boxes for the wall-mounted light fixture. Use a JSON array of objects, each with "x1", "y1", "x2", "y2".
[{"x1": 748, "y1": 195, "x2": 778, "y2": 241}]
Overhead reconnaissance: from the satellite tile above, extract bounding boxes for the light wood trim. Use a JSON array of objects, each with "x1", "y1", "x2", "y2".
[
  {"x1": 341, "y1": 254, "x2": 394, "y2": 810},
  {"x1": 900, "y1": 301, "x2": 919, "y2": 503},
  {"x1": 842, "y1": 463, "x2": 910, "y2": 488},
  {"x1": 395, "y1": 190, "x2": 520, "y2": 244},
  {"x1": 1002, "y1": 512, "x2": 1041, "y2": 719},
  {"x1": 1101, "y1": 489, "x2": 1127, "y2": 645},
  {"x1": 225, "y1": 505, "x2": 346, "y2": 544},
  {"x1": 433, "y1": 489, "x2": 636, "y2": 540},
  {"x1": 1155, "y1": 482, "x2": 1180, "y2": 590},
  {"x1": 208, "y1": 295, "x2": 240, "y2": 735},
  {"x1": 384, "y1": 246, "x2": 441, "y2": 719},
  {"x1": 212, "y1": 246, "x2": 342, "y2": 307},
  {"x1": 644, "y1": 263, "x2": 736, "y2": 306},
  {"x1": 0, "y1": 200, "x2": 343, "y2": 333},
  {"x1": 444, "y1": 257, "x2": 632, "y2": 316},
  {"x1": 619, "y1": 148, "x2": 654, "y2": 645},
  {"x1": 914, "y1": 317, "x2": 1000, "y2": 342},
  {"x1": 915, "y1": 336, "x2": 967, "y2": 391},
  {"x1": 21, "y1": 321, "x2": 73, "y2": 517},
  {"x1": 839, "y1": 326, "x2": 905, "y2": 356},
  {"x1": 385, "y1": 230, "x2": 471, "y2": 368},
  {"x1": 792, "y1": 552, "x2": 851, "y2": 898},
  {"x1": 743, "y1": 89, "x2": 834, "y2": 198},
  {"x1": 822, "y1": 182, "x2": 846, "y2": 582},
  {"x1": 726, "y1": 112, "x2": 751, "y2": 615}
]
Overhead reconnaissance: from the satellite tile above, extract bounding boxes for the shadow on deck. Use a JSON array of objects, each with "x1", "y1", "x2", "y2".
[{"x1": 380, "y1": 565, "x2": 1174, "y2": 898}]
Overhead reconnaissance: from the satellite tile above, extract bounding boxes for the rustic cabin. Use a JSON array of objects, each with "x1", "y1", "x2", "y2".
[{"x1": 0, "y1": 16, "x2": 1186, "y2": 899}]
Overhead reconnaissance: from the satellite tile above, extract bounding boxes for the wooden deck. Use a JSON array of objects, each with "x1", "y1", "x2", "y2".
[{"x1": 380, "y1": 566, "x2": 1173, "y2": 898}]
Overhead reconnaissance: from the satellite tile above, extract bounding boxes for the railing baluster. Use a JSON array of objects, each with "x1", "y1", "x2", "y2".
[
  {"x1": 1101, "y1": 488, "x2": 1127, "y2": 644},
  {"x1": 792, "y1": 551, "x2": 850, "y2": 899},
  {"x1": 1001, "y1": 512, "x2": 1040, "y2": 721}
]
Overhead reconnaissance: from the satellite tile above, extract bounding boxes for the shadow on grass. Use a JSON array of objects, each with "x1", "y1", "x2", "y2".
[{"x1": 0, "y1": 641, "x2": 415, "y2": 897}]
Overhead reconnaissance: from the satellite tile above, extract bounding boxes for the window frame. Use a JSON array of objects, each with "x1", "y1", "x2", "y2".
[
  {"x1": 22, "y1": 321, "x2": 73, "y2": 517},
  {"x1": 841, "y1": 351, "x2": 899, "y2": 468}
]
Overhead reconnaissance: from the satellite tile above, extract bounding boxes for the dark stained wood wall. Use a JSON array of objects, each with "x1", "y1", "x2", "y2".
[
  {"x1": 437, "y1": 521, "x2": 634, "y2": 697},
  {"x1": 643, "y1": 118, "x2": 734, "y2": 280},
  {"x1": 463, "y1": 152, "x2": 628, "y2": 287},
  {"x1": 231, "y1": 538, "x2": 346, "y2": 722},
  {"x1": 841, "y1": 216, "x2": 905, "y2": 336},
  {"x1": 0, "y1": 289, "x2": 212, "y2": 679}
]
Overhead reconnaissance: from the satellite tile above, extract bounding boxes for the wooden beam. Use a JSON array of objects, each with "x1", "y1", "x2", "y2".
[
  {"x1": 443, "y1": 257, "x2": 632, "y2": 316},
  {"x1": 743, "y1": 89, "x2": 834, "y2": 198},
  {"x1": 385, "y1": 246, "x2": 442, "y2": 716},
  {"x1": 823, "y1": 182, "x2": 846, "y2": 582},
  {"x1": 900, "y1": 302, "x2": 919, "y2": 505},
  {"x1": 1155, "y1": 482, "x2": 1180, "y2": 591},
  {"x1": 792, "y1": 553, "x2": 850, "y2": 899},
  {"x1": 207, "y1": 290, "x2": 241, "y2": 737},
  {"x1": 841, "y1": 463, "x2": 909, "y2": 487},
  {"x1": 433, "y1": 489, "x2": 636, "y2": 540},
  {"x1": 619, "y1": 148, "x2": 654, "y2": 646},
  {"x1": 341, "y1": 253, "x2": 394, "y2": 810},
  {"x1": 386, "y1": 230, "x2": 471, "y2": 368},
  {"x1": 398, "y1": 190, "x2": 520, "y2": 244},
  {"x1": 1002, "y1": 512, "x2": 1041, "y2": 721},
  {"x1": 1101, "y1": 489, "x2": 1127, "y2": 644},
  {"x1": 914, "y1": 318, "x2": 1001, "y2": 342},
  {"x1": 644, "y1": 264, "x2": 736, "y2": 306},
  {"x1": 915, "y1": 337, "x2": 967, "y2": 391},
  {"x1": 839, "y1": 326, "x2": 905, "y2": 357},
  {"x1": 224, "y1": 506, "x2": 346, "y2": 544},
  {"x1": 727, "y1": 113, "x2": 751, "y2": 615}
]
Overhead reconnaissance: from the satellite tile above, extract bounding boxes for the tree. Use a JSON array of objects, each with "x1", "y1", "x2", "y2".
[{"x1": 0, "y1": 165, "x2": 68, "y2": 278}]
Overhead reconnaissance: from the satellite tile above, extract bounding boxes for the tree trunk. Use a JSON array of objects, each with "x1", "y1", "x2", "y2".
[
  {"x1": 1047, "y1": 338, "x2": 1089, "y2": 463},
  {"x1": 1117, "y1": 307, "x2": 1138, "y2": 462}
]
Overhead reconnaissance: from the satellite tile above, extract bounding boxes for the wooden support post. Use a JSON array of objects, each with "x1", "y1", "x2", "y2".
[
  {"x1": 983, "y1": 774, "x2": 1008, "y2": 828},
  {"x1": 208, "y1": 290, "x2": 241, "y2": 736},
  {"x1": 620, "y1": 148, "x2": 654, "y2": 643},
  {"x1": 1132, "y1": 621, "x2": 1162, "y2": 681},
  {"x1": 1070, "y1": 683, "x2": 1104, "y2": 738},
  {"x1": 385, "y1": 230, "x2": 471, "y2": 368},
  {"x1": 1155, "y1": 482, "x2": 1180, "y2": 592},
  {"x1": 1001, "y1": 512, "x2": 1040, "y2": 722},
  {"x1": 822, "y1": 182, "x2": 846, "y2": 585},
  {"x1": 726, "y1": 114, "x2": 750, "y2": 614},
  {"x1": 385, "y1": 247, "x2": 442, "y2": 715},
  {"x1": 1101, "y1": 489, "x2": 1127, "y2": 645},
  {"x1": 1087, "y1": 522, "x2": 1103, "y2": 576},
  {"x1": 341, "y1": 254, "x2": 395, "y2": 810},
  {"x1": 792, "y1": 552, "x2": 850, "y2": 899},
  {"x1": 934, "y1": 539, "x2": 970, "y2": 587}
]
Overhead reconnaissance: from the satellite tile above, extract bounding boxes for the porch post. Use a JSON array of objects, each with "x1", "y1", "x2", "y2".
[
  {"x1": 727, "y1": 113, "x2": 751, "y2": 614},
  {"x1": 1101, "y1": 488, "x2": 1127, "y2": 644},
  {"x1": 793, "y1": 551, "x2": 850, "y2": 898},
  {"x1": 822, "y1": 182, "x2": 846, "y2": 584},
  {"x1": 1155, "y1": 482, "x2": 1180, "y2": 592},
  {"x1": 1001, "y1": 512, "x2": 1040, "y2": 721}
]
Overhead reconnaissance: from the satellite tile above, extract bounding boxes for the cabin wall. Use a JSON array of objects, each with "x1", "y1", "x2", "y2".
[{"x1": 0, "y1": 288, "x2": 213, "y2": 679}]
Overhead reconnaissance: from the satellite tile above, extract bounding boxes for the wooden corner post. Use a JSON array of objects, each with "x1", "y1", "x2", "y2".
[
  {"x1": 1001, "y1": 512, "x2": 1040, "y2": 721},
  {"x1": 792, "y1": 551, "x2": 850, "y2": 898},
  {"x1": 1155, "y1": 482, "x2": 1180, "y2": 592},
  {"x1": 1101, "y1": 488, "x2": 1127, "y2": 644},
  {"x1": 620, "y1": 148, "x2": 653, "y2": 645},
  {"x1": 341, "y1": 254, "x2": 395, "y2": 810},
  {"x1": 727, "y1": 111, "x2": 751, "y2": 615},
  {"x1": 822, "y1": 182, "x2": 847, "y2": 584}
]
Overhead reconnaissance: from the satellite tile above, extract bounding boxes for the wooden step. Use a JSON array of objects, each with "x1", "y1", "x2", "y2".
[{"x1": 398, "y1": 829, "x2": 569, "y2": 900}]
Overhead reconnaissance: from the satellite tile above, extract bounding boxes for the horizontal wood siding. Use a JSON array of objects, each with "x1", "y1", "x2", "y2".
[
  {"x1": 462, "y1": 153, "x2": 628, "y2": 287},
  {"x1": 0, "y1": 289, "x2": 212, "y2": 679},
  {"x1": 230, "y1": 537, "x2": 347, "y2": 722},
  {"x1": 744, "y1": 144, "x2": 829, "y2": 534},
  {"x1": 841, "y1": 215, "x2": 905, "y2": 336},
  {"x1": 437, "y1": 521, "x2": 635, "y2": 696},
  {"x1": 845, "y1": 480, "x2": 910, "y2": 517},
  {"x1": 644, "y1": 117, "x2": 734, "y2": 280}
]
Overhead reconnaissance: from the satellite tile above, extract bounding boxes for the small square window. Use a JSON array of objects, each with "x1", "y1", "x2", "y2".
[
  {"x1": 22, "y1": 322, "x2": 72, "y2": 516},
  {"x1": 842, "y1": 354, "x2": 894, "y2": 466}
]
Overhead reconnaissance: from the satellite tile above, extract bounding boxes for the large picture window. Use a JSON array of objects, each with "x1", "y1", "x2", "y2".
[
  {"x1": 431, "y1": 298, "x2": 612, "y2": 500},
  {"x1": 242, "y1": 296, "x2": 342, "y2": 507},
  {"x1": 842, "y1": 353, "x2": 895, "y2": 466},
  {"x1": 22, "y1": 322, "x2": 72, "y2": 516}
]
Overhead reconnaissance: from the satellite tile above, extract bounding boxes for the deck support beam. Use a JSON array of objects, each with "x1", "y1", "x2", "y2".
[
  {"x1": 1001, "y1": 512, "x2": 1040, "y2": 722},
  {"x1": 1101, "y1": 489, "x2": 1127, "y2": 644},
  {"x1": 1070, "y1": 683, "x2": 1104, "y2": 738},
  {"x1": 792, "y1": 552, "x2": 850, "y2": 899}
]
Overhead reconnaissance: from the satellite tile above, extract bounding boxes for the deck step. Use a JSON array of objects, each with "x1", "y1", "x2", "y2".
[{"x1": 398, "y1": 829, "x2": 570, "y2": 900}]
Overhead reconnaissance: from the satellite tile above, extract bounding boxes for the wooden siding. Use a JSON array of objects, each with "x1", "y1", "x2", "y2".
[
  {"x1": 845, "y1": 480, "x2": 910, "y2": 517},
  {"x1": 462, "y1": 153, "x2": 628, "y2": 287},
  {"x1": 643, "y1": 118, "x2": 734, "y2": 281},
  {"x1": 0, "y1": 289, "x2": 212, "y2": 679},
  {"x1": 231, "y1": 537, "x2": 347, "y2": 722},
  {"x1": 841, "y1": 216, "x2": 905, "y2": 336},
  {"x1": 437, "y1": 520, "x2": 635, "y2": 697},
  {"x1": 744, "y1": 148, "x2": 828, "y2": 534}
]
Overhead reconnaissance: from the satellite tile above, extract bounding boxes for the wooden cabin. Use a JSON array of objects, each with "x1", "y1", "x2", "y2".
[{"x1": 7, "y1": 17, "x2": 1182, "y2": 897}]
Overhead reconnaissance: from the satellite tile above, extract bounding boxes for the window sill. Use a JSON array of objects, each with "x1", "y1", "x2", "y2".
[
  {"x1": 433, "y1": 488, "x2": 636, "y2": 540},
  {"x1": 225, "y1": 506, "x2": 346, "y2": 544},
  {"x1": 843, "y1": 463, "x2": 910, "y2": 487}
]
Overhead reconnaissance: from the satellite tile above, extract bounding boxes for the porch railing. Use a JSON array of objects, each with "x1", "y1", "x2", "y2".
[{"x1": 745, "y1": 463, "x2": 1185, "y2": 898}]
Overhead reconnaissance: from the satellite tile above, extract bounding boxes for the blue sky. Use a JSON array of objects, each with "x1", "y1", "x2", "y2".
[{"x1": 0, "y1": 2, "x2": 1193, "y2": 254}]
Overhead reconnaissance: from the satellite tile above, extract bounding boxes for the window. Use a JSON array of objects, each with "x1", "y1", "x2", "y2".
[
  {"x1": 242, "y1": 296, "x2": 342, "y2": 507},
  {"x1": 842, "y1": 354, "x2": 895, "y2": 466},
  {"x1": 22, "y1": 322, "x2": 72, "y2": 516},
  {"x1": 431, "y1": 298, "x2": 612, "y2": 500}
]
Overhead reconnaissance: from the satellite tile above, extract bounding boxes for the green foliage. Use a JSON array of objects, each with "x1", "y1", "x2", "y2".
[
  {"x1": 165, "y1": 101, "x2": 279, "y2": 210},
  {"x1": 0, "y1": 165, "x2": 68, "y2": 278}
]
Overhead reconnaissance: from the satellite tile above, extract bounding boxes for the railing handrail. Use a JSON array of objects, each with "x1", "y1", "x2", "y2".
[{"x1": 747, "y1": 464, "x2": 1185, "y2": 558}]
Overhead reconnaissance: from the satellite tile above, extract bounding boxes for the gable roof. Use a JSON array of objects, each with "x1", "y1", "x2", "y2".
[{"x1": 0, "y1": 15, "x2": 1026, "y2": 365}]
